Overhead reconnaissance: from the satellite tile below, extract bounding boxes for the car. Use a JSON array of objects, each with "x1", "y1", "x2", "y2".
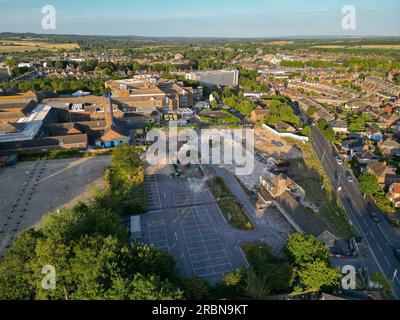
[
  {"x1": 335, "y1": 156, "x2": 343, "y2": 166},
  {"x1": 391, "y1": 246, "x2": 400, "y2": 262},
  {"x1": 367, "y1": 204, "x2": 381, "y2": 223},
  {"x1": 346, "y1": 171, "x2": 354, "y2": 183}
]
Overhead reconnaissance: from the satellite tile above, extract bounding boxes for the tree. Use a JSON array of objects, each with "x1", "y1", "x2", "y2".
[
  {"x1": 110, "y1": 144, "x2": 142, "y2": 183},
  {"x1": 222, "y1": 87, "x2": 232, "y2": 98},
  {"x1": 349, "y1": 117, "x2": 366, "y2": 132},
  {"x1": 359, "y1": 173, "x2": 381, "y2": 197},
  {"x1": 302, "y1": 126, "x2": 312, "y2": 137},
  {"x1": 182, "y1": 276, "x2": 210, "y2": 300},
  {"x1": 127, "y1": 274, "x2": 183, "y2": 300},
  {"x1": 306, "y1": 106, "x2": 316, "y2": 116},
  {"x1": 317, "y1": 119, "x2": 327, "y2": 131},
  {"x1": 41, "y1": 202, "x2": 128, "y2": 243},
  {"x1": 244, "y1": 270, "x2": 271, "y2": 300},
  {"x1": 298, "y1": 261, "x2": 340, "y2": 291},
  {"x1": 370, "y1": 273, "x2": 392, "y2": 294},
  {"x1": 55, "y1": 60, "x2": 65, "y2": 69},
  {"x1": 0, "y1": 230, "x2": 39, "y2": 299},
  {"x1": 324, "y1": 127, "x2": 335, "y2": 141},
  {"x1": 264, "y1": 99, "x2": 299, "y2": 125},
  {"x1": 286, "y1": 233, "x2": 330, "y2": 267}
]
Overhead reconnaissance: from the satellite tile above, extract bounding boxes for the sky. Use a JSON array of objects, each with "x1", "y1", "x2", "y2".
[{"x1": 0, "y1": 0, "x2": 399, "y2": 38}]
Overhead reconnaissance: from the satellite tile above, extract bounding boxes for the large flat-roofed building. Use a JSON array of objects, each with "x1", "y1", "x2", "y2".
[
  {"x1": 185, "y1": 70, "x2": 239, "y2": 89},
  {"x1": 106, "y1": 78, "x2": 194, "y2": 113}
]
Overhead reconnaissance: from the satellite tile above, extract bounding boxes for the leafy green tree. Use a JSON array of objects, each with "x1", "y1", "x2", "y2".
[
  {"x1": 302, "y1": 126, "x2": 312, "y2": 137},
  {"x1": 264, "y1": 99, "x2": 299, "y2": 125},
  {"x1": 306, "y1": 106, "x2": 317, "y2": 116},
  {"x1": 324, "y1": 127, "x2": 335, "y2": 141},
  {"x1": 40, "y1": 203, "x2": 128, "y2": 243},
  {"x1": 111, "y1": 144, "x2": 142, "y2": 183},
  {"x1": 0, "y1": 230, "x2": 39, "y2": 299},
  {"x1": 298, "y1": 261, "x2": 340, "y2": 291},
  {"x1": 182, "y1": 276, "x2": 211, "y2": 300},
  {"x1": 127, "y1": 274, "x2": 183, "y2": 300},
  {"x1": 55, "y1": 60, "x2": 66, "y2": 69},
  {"x1": 370, "y1": 273, "x2": 392, "y2": 294},
  {"x1": 359, "y1": 173, "x2": 381, "y2": 197},
  {"x1": 222, "y1": 87, "x2": 232, "y2": 98},
  {"x1": 317, "y1": 119, "x2": 327, "y2": 131},
  {"x1": 286, "y1": 233, "x2": 330, "y2": 267},
  {"x1": 349, "y1": 117, "x2": 366, "y2": 132},
  {"x1": 244, "y1": 270, "x2": 271, "y2": 300}
]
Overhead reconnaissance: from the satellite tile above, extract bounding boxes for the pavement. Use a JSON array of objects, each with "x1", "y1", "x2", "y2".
[
  {"x1": 140, "y1": 168, "x2": 292, "y2": 284},
  {"x1": 291, "y1": 101, "x2": 400, "y2": 298},
  {"x1": 0, "y1": 156, "x2": 111, "y2": 256}
]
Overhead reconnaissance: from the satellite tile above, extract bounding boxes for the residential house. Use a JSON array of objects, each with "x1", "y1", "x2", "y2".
[
  {"x1": 378, "y1": 113, "x2": 399, "y2": 127},
  {"x1": 378, "y1": 138, "x2": 400, "y2": 157},
  {"x1": 275, "y1": 120, "x2": 296, "y2": 133},
  {"x1": 259, "y1": 174, "x2": 289, "y2": 198},
  {"x1": 355, "y1": 150, "x2": 379, "y2": 164},
  {"x1": 249, "y1": 108, "x2": 269, "y2": 122},
  {"x1": 367, "y1": 162, "x2": 397, "y2": 187},
  {"x1": 340, "y1": 139, "x2": 369, "y2": 160},
  {"x1": 387, "y1": 183, "x2": 400, "y2": 208},
  {"x1": 330, "y1": 120, "x2": 348, "y2": 134}
]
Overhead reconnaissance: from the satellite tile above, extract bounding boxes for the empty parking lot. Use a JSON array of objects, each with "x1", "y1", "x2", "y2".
[
  {"x1": 141, "y1": 172, "x2": 248, "y2": 283},
  {"x1": 0, "y1": 156, "x2": 110, "y2": 255}
]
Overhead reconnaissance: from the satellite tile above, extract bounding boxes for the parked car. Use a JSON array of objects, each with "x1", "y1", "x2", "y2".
[
  {"x1": 335, "y1": 156, "x2": 343, "y2": 166},
  {"x1": 367, "y1": 204, "x2": 381, "y2": 223},
  {"x1": 6, "y1": 154, "x2": 19, "y2": 167}
]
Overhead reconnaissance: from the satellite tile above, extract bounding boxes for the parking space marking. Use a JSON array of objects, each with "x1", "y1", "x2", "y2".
[
  {"x1": 147, "y1": 219, "x2": 169, "y2": 252},
  {"x1": 174, "y1": 193, "x2": 233, "y2": 280},
  {"x1": 145, "y1": 175, "x2": 162, "y2": 211}
]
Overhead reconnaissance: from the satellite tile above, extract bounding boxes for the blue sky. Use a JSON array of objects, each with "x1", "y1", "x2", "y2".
[{"x1": 0, "y1": 0, "x2": 399, "y2": 37}]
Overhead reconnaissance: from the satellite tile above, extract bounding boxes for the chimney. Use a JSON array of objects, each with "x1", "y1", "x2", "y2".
[{"x1": 104, "y1": 93, "x2": 114, "y2": 127}]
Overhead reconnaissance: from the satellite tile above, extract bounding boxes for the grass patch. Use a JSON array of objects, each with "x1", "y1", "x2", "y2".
[
  {"x1": 208, "y1": 177, "x2": 254, "y2": 231},
  {"x1": 234, "y1": 176, "x2": 254, "y2": 199},
  {"x1": 8, "y1": 149, "x2": 113, "y2": 161},
  {"x1": 286, "y1": 142, "x2": 354, "y2": 239},
  {"x1": 199, "y1": 109, "x2": 239, "y2": 124}
]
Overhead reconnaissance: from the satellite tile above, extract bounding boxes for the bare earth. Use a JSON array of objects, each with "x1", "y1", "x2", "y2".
[{"x1": 254, "y1": 127, "x2": 303, "y2": 159}]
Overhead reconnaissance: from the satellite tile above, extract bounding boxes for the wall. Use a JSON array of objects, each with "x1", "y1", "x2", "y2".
[{"x1": 261, "y1": 124, "x2": 309, "y2": 142}]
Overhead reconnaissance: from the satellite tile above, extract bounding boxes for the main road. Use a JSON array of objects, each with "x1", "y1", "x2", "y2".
[{"x1": 291, "y1": 101, "x2": 400, "y2": 298}]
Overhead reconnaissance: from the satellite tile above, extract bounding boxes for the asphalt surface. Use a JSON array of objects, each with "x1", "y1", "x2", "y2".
[
  {"x1": 0, "y1": 156, "x2": 111, "y2": 256},
  {"x1": 291, "y1": 101, "x2": 400, "y2": 298},
  {"x1": 140, "y1": 171, "x2": 290, "y2": 283}
]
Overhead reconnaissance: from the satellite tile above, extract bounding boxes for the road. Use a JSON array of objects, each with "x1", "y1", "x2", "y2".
[{"x1": 291, "y1": 101, "x2": 400, "y2": 298}]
